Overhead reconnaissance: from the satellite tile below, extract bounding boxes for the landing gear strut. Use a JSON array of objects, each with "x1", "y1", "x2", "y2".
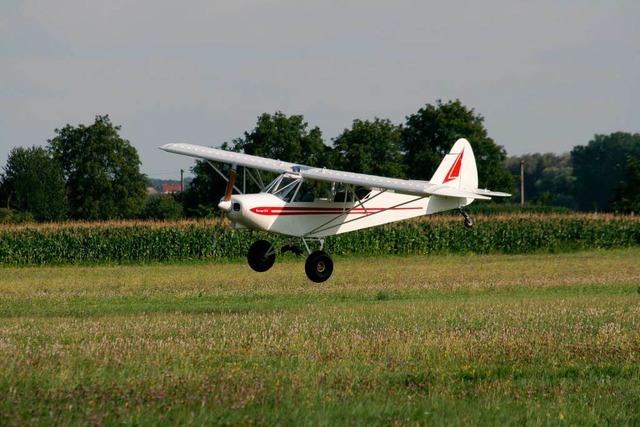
[
  {"x1": 459, "y1": 208, "x2": 474, "y2": 228},
  {"x1": 281, "y1": 243, "x2": 303, "y2": 256}
]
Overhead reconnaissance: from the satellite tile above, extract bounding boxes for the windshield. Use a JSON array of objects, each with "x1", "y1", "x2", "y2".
[{"x1": 263, "y1": 174, "x2": 302, "y2": 201}]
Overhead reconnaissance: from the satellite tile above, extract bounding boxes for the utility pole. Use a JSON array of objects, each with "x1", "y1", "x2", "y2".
[
  {"x1": 180, "y1": 169, "x2": 184, "y2": 192},
  {"x1": 520, "y1": 160, "x2": 525, "y2": 206}
]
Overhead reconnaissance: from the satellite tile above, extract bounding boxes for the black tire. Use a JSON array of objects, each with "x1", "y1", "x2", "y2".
[
  {"x1": 464, "y1": 216, "x2": 474, "y2": 228},
  {"x1": 247, "y1": 240, "x2": 276, "y2": 272},
  {"x1": 305, "y1": 251, "x2": 333, "y2": 283}
]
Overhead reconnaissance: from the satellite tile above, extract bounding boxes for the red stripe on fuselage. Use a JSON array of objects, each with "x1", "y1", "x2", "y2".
[{"x1": 250, "y1": 206, "x2": 422, "y2": 216}]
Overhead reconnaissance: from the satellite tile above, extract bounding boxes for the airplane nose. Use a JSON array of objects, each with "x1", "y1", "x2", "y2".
[{"x1": 218, "y1": 200, "x2": 232, "y2": 213}]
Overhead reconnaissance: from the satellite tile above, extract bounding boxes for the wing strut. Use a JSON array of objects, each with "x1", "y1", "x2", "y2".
[
  {"x1": 245, "y1": 168, "x2": 265, "y2": 189},
  {"x1": 206, "y1": 161, "x2": 271, "y2": 194},
  {"x1": 207, "y1": 161, "x2": 243, "y2": 195}
]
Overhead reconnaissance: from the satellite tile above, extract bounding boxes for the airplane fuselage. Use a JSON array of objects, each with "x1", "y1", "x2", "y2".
[{"x1": 222, "y1": 190, "x2": 463, "y2": 238}]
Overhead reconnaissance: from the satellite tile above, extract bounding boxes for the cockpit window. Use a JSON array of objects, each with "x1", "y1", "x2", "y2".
[
  {"x1": 275, "y1": 177, "x2": 299, "y2": 201},
  {"x1": 332, "y1": 184, "x2": 371, "y2": 202},
  {"x1": 293, "y1": 180, "x2": 316, "y2": 202},
  {"x1": 263, "y1": 174, "x2": 302, "y2": 201},
  {"x1": 262, "y1": 173, "x2": 371, "y2": 203}
]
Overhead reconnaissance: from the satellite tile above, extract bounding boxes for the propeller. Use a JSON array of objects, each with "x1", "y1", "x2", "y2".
[
  {"x1": 218, "y1": 164, "x2": 237, "y2": 213},
  {"x1": 224, "y1": 164, "x2": 237, "y2": 202}
]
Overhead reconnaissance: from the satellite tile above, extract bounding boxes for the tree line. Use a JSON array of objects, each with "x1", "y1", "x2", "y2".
[
  {"x1": 1, "y1": 100, "x2": 639, "y2": 223},
  {"x1": 506, "y1": 132, "x2": 640, "y2": 212}
]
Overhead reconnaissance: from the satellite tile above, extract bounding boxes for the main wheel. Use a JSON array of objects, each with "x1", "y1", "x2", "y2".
[
  {"x1": 247, "y1": 240, "x2": 276, "y2": 272},
  {"x1": 305, "y1": 250, "x2": 333, "y2": 283}
]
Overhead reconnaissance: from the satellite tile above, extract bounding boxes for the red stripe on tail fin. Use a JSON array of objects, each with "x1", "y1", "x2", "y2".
[{"x1": 443, "y1": 149, "x2": 464, "y2": 183}]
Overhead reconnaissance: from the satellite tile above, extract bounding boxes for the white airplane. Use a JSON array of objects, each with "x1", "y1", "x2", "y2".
[{"x1": 160, "y1": 138, "x2": 510, "y2": 282}]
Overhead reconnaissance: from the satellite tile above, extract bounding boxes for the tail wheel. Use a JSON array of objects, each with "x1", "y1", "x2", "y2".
[
  {"x1": 247, "y1": 240, "x2": 276, "y2": 272},
  {"x1": 459, "y1": 208, "x2": 474, "y2": 228},
  {"x1": 305, "y1": 250, "x2": 333, "y2": 283}
]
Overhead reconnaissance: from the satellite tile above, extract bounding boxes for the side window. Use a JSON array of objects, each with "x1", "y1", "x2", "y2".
[
  {"x1": 294, "y1": 181, "x2": 316, "y2": 202},
  {"x1": 333, "y1": 185, "x2": 370, "y2": 202}
]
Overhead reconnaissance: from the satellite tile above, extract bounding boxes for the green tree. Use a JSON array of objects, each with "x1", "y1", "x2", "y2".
[
  {"x1": 0, "y1": 146, "x2": 68, "y2": 221},
  {"x1": 506, "y1": 153, "x2": 576, "y2": 208},
  {"x1": 231, "y1": 112, "x2": 329, "y2": 167},
  {"x1": 48, "y1": 115, "x2": 147, "y2": 220},
  {"x1": 402, "y1": 99, "x2": 514, "y2": 193},
  {"x1": 142, "y1": 194, "x2": 184, "y2": 220},
  {"x1": 571, "y1": 132, "x2": 640, "y2": 211},
  {"x1": 331, "y1": 118, "x2": 406, "y2": 178},
  {"x1": 613, "y1": 155, "x2": 640, "y2": 213}
]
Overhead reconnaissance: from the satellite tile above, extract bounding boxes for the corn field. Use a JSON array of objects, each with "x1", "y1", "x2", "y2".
[{"x1": 0, "y1": 214, "x2": 639, "y2": 266}]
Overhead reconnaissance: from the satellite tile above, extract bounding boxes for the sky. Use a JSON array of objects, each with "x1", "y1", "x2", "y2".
[{"x1": 1, "y1": 0, "x2": 638, "y2": 178}]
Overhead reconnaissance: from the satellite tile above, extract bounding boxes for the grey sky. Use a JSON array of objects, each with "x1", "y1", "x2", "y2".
[{"x1": 2, "y1": 1, "x2": 638, "y2": 178}]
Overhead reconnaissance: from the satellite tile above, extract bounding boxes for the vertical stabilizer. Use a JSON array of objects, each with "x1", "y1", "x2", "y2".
[{"x1": 430, "y1": 138, "x2": 478, "y2": 190}]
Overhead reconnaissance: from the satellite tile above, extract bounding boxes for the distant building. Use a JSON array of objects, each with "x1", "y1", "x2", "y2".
[
  {"x1": 162, "y1": 184, "x2": 182, "y2": 194},
  {"x1": 146, "y1": 186, "x2": 160, "y2": 196}
]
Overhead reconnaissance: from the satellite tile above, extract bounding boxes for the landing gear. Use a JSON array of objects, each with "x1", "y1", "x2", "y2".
[
  {"x1": 305, "y1": 250, "x2": 334, "y2": 283},
  {"x1": 247, "y1": 240, "x2": 276, "y2": 272},
  {"x1": 459, "y1": 208, "x2": 474, "y2": 228},
  {"x1": 246, "y1": 238, "x2": 334, "y2": 282}
]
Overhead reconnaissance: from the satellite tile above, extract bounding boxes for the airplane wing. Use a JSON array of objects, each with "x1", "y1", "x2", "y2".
[
  {"x1": 159, "y1": 143, "x2": 300, "y2": 174},
  {"x1": 159, "y1": 143, "x2": 508, "y2": 200},
  {"x1": 301, "y1": 168, "x2": 493, "y2": 200}
]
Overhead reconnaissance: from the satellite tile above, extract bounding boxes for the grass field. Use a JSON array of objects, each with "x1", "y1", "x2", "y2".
[{"x1": 1, "y1": 250, "x2": 639, "y2": 425}]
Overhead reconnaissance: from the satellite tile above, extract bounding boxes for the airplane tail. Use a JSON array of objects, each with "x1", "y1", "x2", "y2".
[{"x1": 430, "y1": 138, "x2": 478, "y2": 190}]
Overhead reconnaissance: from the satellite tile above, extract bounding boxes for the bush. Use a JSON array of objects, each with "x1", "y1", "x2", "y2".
[{"x1": 0, "y1": 208, "x2": 35, "y2": 224}]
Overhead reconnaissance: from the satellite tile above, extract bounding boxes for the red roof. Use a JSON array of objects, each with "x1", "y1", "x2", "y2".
[{"x1": 162, "y1": 184, "x2": 182, "y2": 193}]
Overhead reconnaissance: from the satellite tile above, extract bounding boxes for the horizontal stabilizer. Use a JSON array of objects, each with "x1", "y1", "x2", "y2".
[
  {"x1": 473, "y1": 189, "x2": 512, "y2": 197},
  {"x1": 425, "y1": 185, "x2": 492, "y2": 200}
]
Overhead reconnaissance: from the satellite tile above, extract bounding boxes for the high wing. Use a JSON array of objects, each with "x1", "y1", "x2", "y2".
[
  {"x1": 301, "y1": 168, "x2": 497, "y2": 200},
  {"x1": 159, "y1": 142, "x2": 509, "y2": 200},
  {"x1": 159, "y1": 143, "x2": 299, "y2": 174}
]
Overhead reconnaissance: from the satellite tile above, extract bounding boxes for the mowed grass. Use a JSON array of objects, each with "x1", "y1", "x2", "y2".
[{"x1": 1, "y1": 250, "x2": 639, "y2": 425}]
